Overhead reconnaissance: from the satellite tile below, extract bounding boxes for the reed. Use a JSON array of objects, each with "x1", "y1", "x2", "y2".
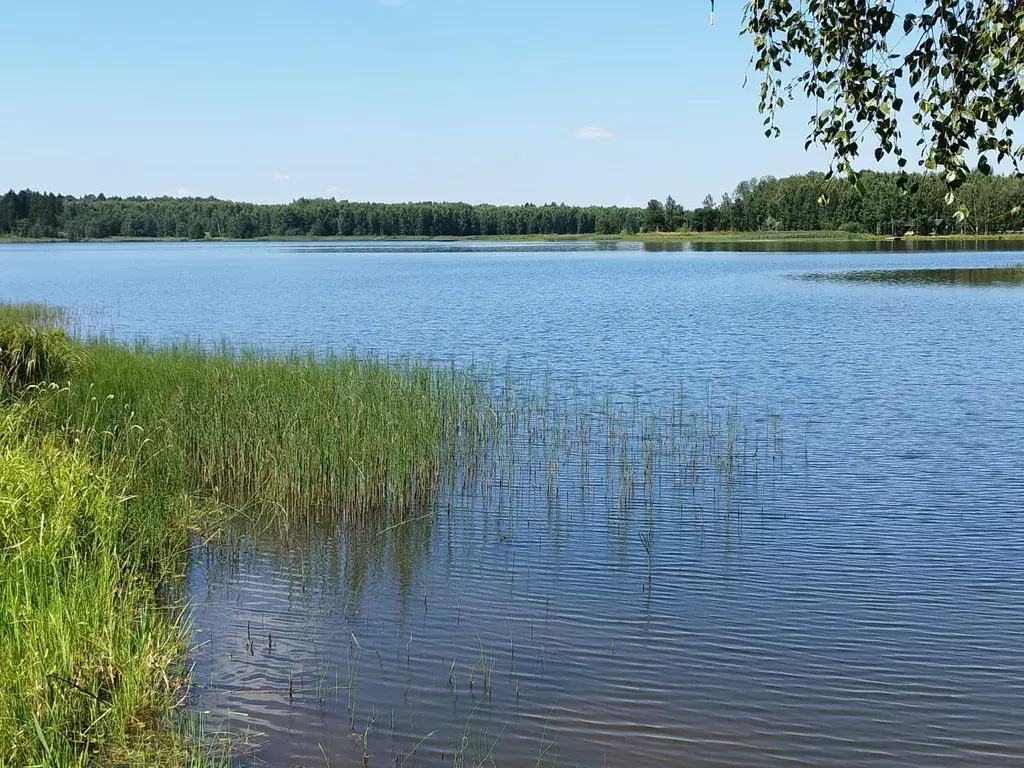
[
  {"x1": 801, "y1": 263, "x2": 1024, "y2": 285},
  {"x1": 25, "y1": 339, "x2": 496, "y2": 528},
  {"x1": 0, "y1": 301, "x2": 70, "y2": 331}
]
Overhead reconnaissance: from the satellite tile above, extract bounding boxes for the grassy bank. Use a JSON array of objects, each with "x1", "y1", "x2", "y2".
[
  {"x1": 0, "y1": 308, "x2": 217, "y2": 765},
  {"x1": 0, "y1": 410, "x2": 203, "y2": 766},
  {"x1": 1, "y1": 304, "x2": 492, "y2": 765}
]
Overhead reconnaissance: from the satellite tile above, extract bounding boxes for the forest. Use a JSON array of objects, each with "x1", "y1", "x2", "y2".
[{"x1": 2, "y1": 171, "x2": 1022, "y2": 240}]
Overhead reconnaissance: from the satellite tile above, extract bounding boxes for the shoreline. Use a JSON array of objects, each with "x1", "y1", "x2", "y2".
[{"x1": 3, "y1": 231, "x2": 1024, "y2": 246}]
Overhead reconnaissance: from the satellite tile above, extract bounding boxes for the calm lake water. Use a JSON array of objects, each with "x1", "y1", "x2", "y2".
[{"x1": 3, "y1": 241, "x2": 1024, "y2": 766}]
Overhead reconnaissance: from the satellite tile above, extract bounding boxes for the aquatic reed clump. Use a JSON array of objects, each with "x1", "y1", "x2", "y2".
[
  {"x1": 0, "y1": 301, "x2": 70, "y2": 331},
  {"x1": 29, "y1": 339, "x2": 495, "y2": 526},
  {"x1": 800, "y1": 263, "x2": 1024, "y2": 286}
]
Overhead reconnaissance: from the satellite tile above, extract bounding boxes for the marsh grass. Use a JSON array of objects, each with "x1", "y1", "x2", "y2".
[
  {"x1": 25, "y1": 339, "x2": 496, "y2": 530},
  {"x1": 0, "y1": 304, "x2": 83, "y2": 397},
  {"x1": 802, "y1": 263, "x2": 1024, "y2": 286},
  {"x1": 0, "y1": 302, "x2": 70, "y2": 330}
]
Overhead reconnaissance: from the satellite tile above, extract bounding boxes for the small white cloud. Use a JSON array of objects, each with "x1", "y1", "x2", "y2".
[
  {"x1": 175, "y1": 187, "x2": 192, "y2": 197},
  {"x1": 271, "y1": 171, "x2": 290, "y2": 181},
  {"x1": 572, "y1": 126, "x2": 615, "y2": 140}
]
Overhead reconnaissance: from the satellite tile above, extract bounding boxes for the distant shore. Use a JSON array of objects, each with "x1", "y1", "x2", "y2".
[{"x1": 4, "y1": 231, "x2": 1024, "y2": 246}]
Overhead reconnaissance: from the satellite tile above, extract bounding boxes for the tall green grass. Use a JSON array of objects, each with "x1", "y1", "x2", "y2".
[
  {"x1": 0, "y1": 302, "x2": 70, "y2": 331},
  {"x1": 0, "y1": 301, "x2": 496, "y2": 763},
  {"x1": 0, "y1": 404, "x2": 210, "y2": 766},
  {"x1": 27, "y1": 340, "x2": 494, "y2": 528},
  {"x1": 0, "y1": 304, "x2": 226, "y2": 766},
  {"x1": 0, "y1": 306, "x2": 82, "y2": 398}
]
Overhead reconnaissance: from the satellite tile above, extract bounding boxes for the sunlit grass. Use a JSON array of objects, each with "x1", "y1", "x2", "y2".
[
  {"x1": 0, "y1": 304, "x2": 230, "y2": 766},
  {"x1": 0, "y1": 302, "x2": 69, "y2": 330},
  {"x1": 1, "y1": 304, "x2": 83, "y2": 398},
  {"x1": 0, "y1": 404, "x2": 221, "y2": 766},
  {"x1": 24, "y1": 339, "x2": 494, "y2": 529}
]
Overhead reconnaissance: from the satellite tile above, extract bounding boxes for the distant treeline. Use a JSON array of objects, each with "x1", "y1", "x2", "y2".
[
  {"x1": 2, "y1": 171, "x2": 1022, "y2": 240},
  {"x1": 689, "y1": 171, "x2": 1024, "y2": 236},
  {"x1": 0, "y1": 193, "x2": 647, "y2": 240}
]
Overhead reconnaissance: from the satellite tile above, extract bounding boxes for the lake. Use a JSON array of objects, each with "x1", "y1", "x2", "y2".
[{"x1": 3, "y1": 240, "x2": 1024, "y2": 766}]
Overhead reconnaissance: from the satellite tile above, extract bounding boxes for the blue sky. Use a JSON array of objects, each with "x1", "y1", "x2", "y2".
[{"x1": 1, "y1": 0, "x2": 837, "y2": 207}]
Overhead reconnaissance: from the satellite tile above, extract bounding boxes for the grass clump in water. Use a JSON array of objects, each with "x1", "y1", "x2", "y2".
[
  {"x1": 802, "y1": 263, "x2": 1024, "y2": 286},
  {"x1": 0, "y1": 302, "x2": 70, "y2": 331},
  {"x1": 0, "y1": 301, "x2": 494, "y2": 762},
  {"x1": 26, "y1": 338, "x2": 493, "y2": 529},
  {"x1": 0, "y1": 300, "x2": 793, "y2": 765}
]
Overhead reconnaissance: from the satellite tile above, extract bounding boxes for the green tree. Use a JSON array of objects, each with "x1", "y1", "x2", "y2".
[
  {"x1": 689, "y1": 194, "x2": 721, "y2": 232},
  {"x1": 748, "y1": 0, "x2": 1024, "y2": 215},
  {"x1": 664, "y1": 196, "x2": 683, "y2": 231},
  {"x1": 645, "y1": 199, "x2": 666, "y2": 232}
]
